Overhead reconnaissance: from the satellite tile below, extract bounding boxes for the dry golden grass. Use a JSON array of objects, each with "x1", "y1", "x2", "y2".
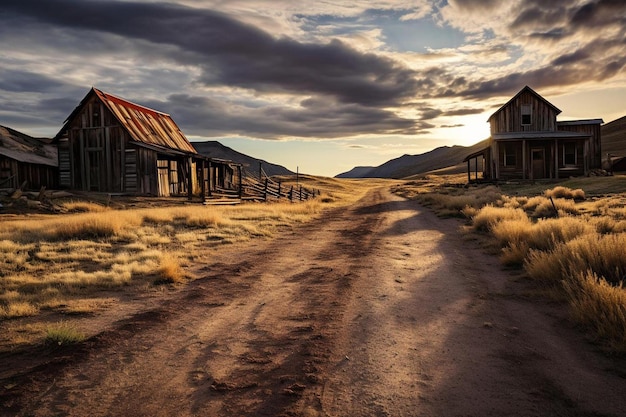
[
  {"x1": 393, "y1": 174, "x2": 626, "y2": 353},
  {"x1": 0, "y1": 177, "x2": 380, "y2": 335},
  {"x1": 156, "y1": 253, "x2": 185, "y2": 284},
  {"x1": 471, "y1": 206, "x2": 529, "y2": 232},
  {"x1": 526, "y1": 233, "x2": 626, "y2": 285},
  {"x1": 61, "y1": 201, "x2": 109, "y2": 213},
  {"x1": 544, "y1": 186, "x2": 585, "y2": 200},
  {"x1": 45, "y1": 321, "x2": 86, "y2": 346},
  {"x1": 564, "y1": 271, "x2": 626, "y2": 352}
]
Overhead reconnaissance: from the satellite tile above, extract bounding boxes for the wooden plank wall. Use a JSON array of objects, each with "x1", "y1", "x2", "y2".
[{"x1": 491, "y1": 90, "x2": 558, "y2": 134}]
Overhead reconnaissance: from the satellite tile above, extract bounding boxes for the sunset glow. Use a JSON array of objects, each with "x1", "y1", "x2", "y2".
[{"x1": 1, "y1": 0, "x2": 624, "y2": 176}]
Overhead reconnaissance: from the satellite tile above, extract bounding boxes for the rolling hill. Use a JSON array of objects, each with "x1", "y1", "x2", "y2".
[
  {"x1": 192, "y1": 140, "x2": 294, "y2": 177},
  {"x1": 336, "y1": 139, "x2": 489, "y2": 179},
  {"x1": 337, "y1": 115, "x2": 626, "y2": 179}
]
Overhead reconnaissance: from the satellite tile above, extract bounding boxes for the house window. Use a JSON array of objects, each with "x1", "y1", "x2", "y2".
[
  {"x1": 521, "y1": 104, "x2": 531, "y2": 125},
  {"x1": 564, "y1": 143, "x2": 577, "y2": 165},
  {"x1": 504, "y1": 143, "x2": 516, "y2": 167}
]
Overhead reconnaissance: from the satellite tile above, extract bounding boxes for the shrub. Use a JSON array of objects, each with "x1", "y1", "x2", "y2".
[
  {"x1": 156, "y1": 253, "x2": 185, "y2": 284},
  {"x1": 545, "y1": 186, "x2": 585, "y2": 201},
  {"x1": 471, "y1": 206, "x2": 529, "y2": 232},
  {"x1": 532, "y1": 198, "x2": 579, "y2": 218},
  {"x1": 563, "y1": 271, "x2": 626, "y2": 352},
  {"x1": 0, "y1": 301, "x2": 39, "y2": 319},
  {"x1": 525, "y1": 233, "x2": 626, "y2": 285},
  {"x1": 45, "y1": 322, "x2": 85, "y2": 346}
]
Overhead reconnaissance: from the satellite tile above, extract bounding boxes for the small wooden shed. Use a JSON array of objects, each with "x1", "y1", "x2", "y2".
[
  {"x1": 0, "y1": 125, "x2": 58, "y2": 190},
  {"x1": 55, "y1": 88, "x2": 240, "y2": 197}
]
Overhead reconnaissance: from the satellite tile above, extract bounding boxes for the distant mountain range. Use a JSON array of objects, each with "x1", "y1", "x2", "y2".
[
  {"x1": 192, "y1": 140, "x2": 294, "y2": 177},
  {"x1": 192, "y1": 115, "x2": 625, "y2": 180},
  {"x1": 337, "y1": 115, "x2": 626, "y2": 179},
  {"x1": 336, "y1": 140, "x2": 488, "y2": 179}
]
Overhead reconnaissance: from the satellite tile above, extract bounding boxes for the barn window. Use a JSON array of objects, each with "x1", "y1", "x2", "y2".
[
  {"x1": 504, "y1": 143, "x2": 516, "y2": 167},
  {"x1": 563, "y1": 142, "x2": 577, "y2": 165},
  {"x1": 521, "y1": 105, "x2": 531, "y2": 125}
]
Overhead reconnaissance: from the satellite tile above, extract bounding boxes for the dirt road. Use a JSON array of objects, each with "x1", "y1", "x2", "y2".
[{"x1": 2, "y1": 187, "x2": 626, "y2": 416}]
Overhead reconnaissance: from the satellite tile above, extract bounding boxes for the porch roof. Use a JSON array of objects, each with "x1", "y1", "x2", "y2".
[
  {"x1": 493, "y1": 131, "x2": 589, "y2": 141},
  {"x1": 462, "y1": 147, "x2": 489, "y2": 162}
]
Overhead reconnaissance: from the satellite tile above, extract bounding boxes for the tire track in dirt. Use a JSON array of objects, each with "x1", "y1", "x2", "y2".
[{"x1": 1, "y1": 188, "x2": 389, "y2": 417}]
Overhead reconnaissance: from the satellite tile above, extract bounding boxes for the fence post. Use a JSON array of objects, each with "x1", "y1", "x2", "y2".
[
  {"x1": 264, "y1": 178, "x2": 269, "y2": 201},
  {"x1": 289, "y1": 186, "x2": 293, "y2": 202},
  {"x1": 299, "y1": 185, "x2": 303, "y2": 201},
  {"x1": 278, "y1": 181, "x2": 281, "y2": 199}
]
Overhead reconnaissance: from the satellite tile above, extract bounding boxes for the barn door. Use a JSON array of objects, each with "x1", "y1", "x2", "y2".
[
  {"x1": 86, "y1": 150, "x2": 104, "y2": 191},
  {"x1": 157, "y1": 159, "x2": 170, "y2": 197}
]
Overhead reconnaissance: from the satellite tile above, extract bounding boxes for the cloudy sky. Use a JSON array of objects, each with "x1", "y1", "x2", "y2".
[{"x1": 1, "y1": 0, "x2": 625, "y2": 176}]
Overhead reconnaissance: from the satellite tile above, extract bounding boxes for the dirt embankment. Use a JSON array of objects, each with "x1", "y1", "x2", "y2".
[{"x1": 2, "y1": 187, "x2": 626, "y2": 416}]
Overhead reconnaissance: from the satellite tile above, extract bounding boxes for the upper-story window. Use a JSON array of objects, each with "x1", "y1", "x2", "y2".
[{"x1": 521, "y1": 104, "x2": 532, "y2": 126}]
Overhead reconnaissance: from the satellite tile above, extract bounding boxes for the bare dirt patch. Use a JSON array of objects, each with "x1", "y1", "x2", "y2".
[{"x1": 2, "y1": 187, "x2": 626, "y2": 416}]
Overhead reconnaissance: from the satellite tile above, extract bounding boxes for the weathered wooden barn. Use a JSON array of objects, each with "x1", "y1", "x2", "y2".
[
  {"x1": 0, "y1": 125, "x2": 58, "y2": 190},
  {"x1": 55, "y1": 88, "x2": 241, "y2": 197},
  {"x1": 464, "y1": 86, "x2": 603, "y2": 181}
]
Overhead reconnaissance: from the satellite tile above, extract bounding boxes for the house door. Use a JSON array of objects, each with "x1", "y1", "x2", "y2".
[{"x1": 531, "y1": 148, "x2": 545, "y2": 179}]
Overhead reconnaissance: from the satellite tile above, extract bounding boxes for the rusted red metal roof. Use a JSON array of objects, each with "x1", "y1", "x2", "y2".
[{"x1": 91, "y1": 88, "x2": 197, "y2": 154}]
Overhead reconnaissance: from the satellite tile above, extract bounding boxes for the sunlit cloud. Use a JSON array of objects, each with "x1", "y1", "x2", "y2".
[{"x1": 0, "y1": 0, "x2": 624, "y2": 176}]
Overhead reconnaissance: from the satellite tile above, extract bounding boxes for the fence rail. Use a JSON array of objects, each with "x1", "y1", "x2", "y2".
[{"x1": 239, "y1": 168, "x2": 317, "y2": 202}]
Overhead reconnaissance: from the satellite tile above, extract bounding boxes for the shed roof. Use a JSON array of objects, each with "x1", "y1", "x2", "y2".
[
  {"x1": 488, "y1": 85, "x2": 561, "y2": 122},
  {"x1": 58, "y1": 88, "x2": 197, "y2": 155},
  {"x1": 557, "y1": 119, "x2": 604, "y2": 126},
  {"x1": 0, "y1": 125, "x2": 58, "y2": 167}
]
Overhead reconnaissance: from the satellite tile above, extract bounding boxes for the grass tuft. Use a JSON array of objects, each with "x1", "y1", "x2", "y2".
[
  {"x1": 563, "y1": 271, "x2": 626, "y2": 352},
  {"x1": 44, "y1": 322, "x2": 85, "y2": 346},
  {"x1": 155, "y1": 253, "x2": 185, "y2": 284},
  {"x1": 545, "y1": 186, "x2": 585, "y2": 201}
]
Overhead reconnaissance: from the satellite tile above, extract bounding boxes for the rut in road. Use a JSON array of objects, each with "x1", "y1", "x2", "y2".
[
  {"x1": 5, "y1": 187, "x2": 626, "y2": 417},
  {"x1": 6, "y1": 188, "x2": 387, "y2": 417}
]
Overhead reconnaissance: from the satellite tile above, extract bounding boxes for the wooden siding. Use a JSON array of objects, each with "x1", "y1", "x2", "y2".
[
  {"x1": 558, "y1": 122, "x2": 601, "y2": 169},
  {"x1": 490, "y1": 89, "x2": 559, "y2": 135},
  {"x1": 0, "y1": 156, "x2": 57, "y2": 190}
]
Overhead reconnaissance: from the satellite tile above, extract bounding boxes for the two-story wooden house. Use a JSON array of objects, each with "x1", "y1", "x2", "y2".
[{"x1": 464, "y1": 86, "x2": 603, "y2": 181}]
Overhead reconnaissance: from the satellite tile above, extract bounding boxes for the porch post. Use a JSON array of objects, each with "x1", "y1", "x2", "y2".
[
  {"x1": 467, "y1": 160, "x2": 471, "y2": 182},
  {"x1": 494, "y1": 142, "x2": 500, "y2": 180},
  {"x1": 208, "y1": 160, "x2": 212, "y2": 197},
  {"x1": 237, "y1": 165, "x2": 242, "y2": 198},
  {"x1": 474, "y1": 157, "x2": 478, "y2": 180},
  {"x1": 554, "y1": 139, "x2": 559, "y2": 179},
  {"x1": 584, "y1": 140, "x2": 589, "y2": 175},
  {"x1": 522, "y1": 140, "x2": 526, "y2": 180},
  {"x1": 200, "y1": 159, "x2": 206, "y2": 197},
  {"x1": 187, "y1": 156, "x2": 193, "y2": 201}
]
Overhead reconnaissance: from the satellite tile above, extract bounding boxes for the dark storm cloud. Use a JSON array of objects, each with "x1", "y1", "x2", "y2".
[
  {"x1": 449, "y1": 0, "x2": 500, "y2": 12},
  {"x1": 0, "y1": 0, "x2": 420, "y2": 107},
  {"x1": 437, "y1": 0, "x2": 626, "y2": 100},
  {"x1": 0, "y1": 69, "x2": 65, "y2": 93},
  {"x1": 140, "y1": 94, "x2": 422, "y2": 139},
  {"x1": 510, "y1": 0, "x2": 626, "y2": 36}
]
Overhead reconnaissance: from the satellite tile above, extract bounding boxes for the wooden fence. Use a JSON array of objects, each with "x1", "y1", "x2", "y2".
[{"x1": 240, "y1": 167, "x2": 318, "y2": 202}]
